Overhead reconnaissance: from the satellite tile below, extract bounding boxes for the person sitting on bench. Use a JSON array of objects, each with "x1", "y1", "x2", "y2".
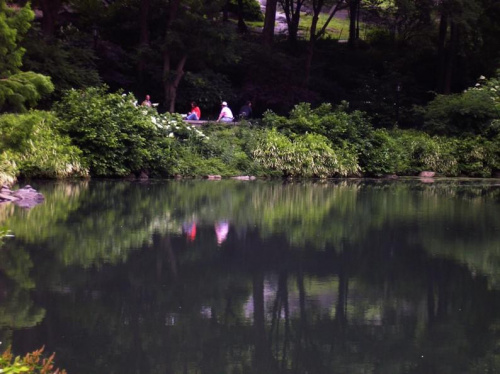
[
  {"x1": 186, "y1": 101, "x2": 201, "y2": 120},
  {"x1": 141, "y1": 94, "x2": 152, "y2": 107},
  {"x1": 239, "y1": 101, "x2": 252, "y2": 119},
  {"x1": 217, "y1": 101, "x2": 234, "y2": 123}
]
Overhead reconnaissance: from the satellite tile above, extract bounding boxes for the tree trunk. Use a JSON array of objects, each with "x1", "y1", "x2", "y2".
[
  {"x1": 223, "y1": 0, "x2": 230, "y2": 22},
  {"x1": 289, "y1": 10, "x2": 301, "y2": 45},
  {"x1": 316, "y1": 0, "x2": 344, "y2": 39},
  {"x1": 279, "y1": 0, "x2": 305, "y2": 45},
  {"x1": 305, "y1": 0, "x2": 342, "y2": 86},
  {"x1": 39, "y1": 0, "x2": 62, "y2": 37},
  {"x1": 137, "y1": 0, "x2": 151, "y2": 85},
  {"x1": 163, "y1": 53, "x2": 187, "y2": 113},
  {"x1": 436, "y1": 13, "x2": 448, "y2": 93},
  {"x1": 263, "y1": 0, "x2": 278, "y2": 46},
  {"x1": 237, "y1": 0, "x2": 248, "y2": 33},
  {"x1": 162, "y1": 0, "x2": 182, "y2": 112},
  {"x1": 304, "y1": 8, "x2": 320, "y2": 86},
  {"x1": 280, "y1": 270, "x2": 290, "y2": 369},
  {"x1": 443, "y1": 21, "x2": 458, "y2": 94},
  {"x1": 253, "y1": 272, "x2": 274, "y2": 369},
  {"x1": 348, "y1": 0, "x2": 360, "y2": 47}
]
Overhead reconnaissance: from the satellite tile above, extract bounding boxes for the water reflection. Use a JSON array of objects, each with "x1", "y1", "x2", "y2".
[
  {"x1": 182, "y1": 220, "x2": 197, "y2": 242},
  {"x1": 0, "y1": 179, "x2": 499, "y2": 373},
  {"x1": 215, "y1": 220, "x2": 229, "y2": 245}
]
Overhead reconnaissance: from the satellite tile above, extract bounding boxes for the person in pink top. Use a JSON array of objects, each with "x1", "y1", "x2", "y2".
[
  {"x1": 141, "y1": 94, "x2": 152, "y2": 107},
  {"x1": 217, "y1": 101, "x2": 234, "y2": 122},
  {"x1": 186, "y1": 101, "x2": 201, "y2": 120}
]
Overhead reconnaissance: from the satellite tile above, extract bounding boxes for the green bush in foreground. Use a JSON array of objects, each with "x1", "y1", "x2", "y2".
[
  {"x1": 260, "y1": 101, "x2": 498, "y2": 177},
  {"x1": 0, "y1": 111, "x2": 87, "y2": 181},
  {"x1": 2, "y1": 86, "x2": 493, "y2": 180},
  {"x1": 252, "y1": 128, "x2": 359, "y2": 177},
  {"x1": 0, "y1": 151, "x2": 17, "y2": 186},
  {"x1": 0, "y1": 1, "x2": 54, "y2": 113},
  {"x1": 423, "y1": 74, "x2": 500, "y2": 137},
  {"x1": 165, "y1": 124, "x2": 265, "y2": 177},
  {"x1": 0, "y1": 346, "x2": 66, "y2": 374},
  {"x1": 54, "y1": 87, "x2": 178, "y2": 177},
  {"x1": 393, "y1": 130, "x2": 459, "y2": 176},
  {"x1": 452, "y1": 136, "x2": 499, "y2": 177}
]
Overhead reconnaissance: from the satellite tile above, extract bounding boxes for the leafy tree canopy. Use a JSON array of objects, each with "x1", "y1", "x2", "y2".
[{"x1": 0, "y1": 0, "x2": 53, "y2": 112}]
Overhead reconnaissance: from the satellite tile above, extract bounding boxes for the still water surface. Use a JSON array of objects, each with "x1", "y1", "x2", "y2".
[{"x1": 1, "y1": 179, "x2": 500, "y2": 374}]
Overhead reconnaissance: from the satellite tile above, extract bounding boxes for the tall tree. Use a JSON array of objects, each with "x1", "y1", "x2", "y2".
[
  {"x1": 0, "y1": 1, "x2": 53, "y2": 112},
  {"x1": 37, "y1": 0, "x2": 62, "y2": 37},
  {"x1": 137, "y1": 0, "x2": 151, "y2": 85},
  {"x1": 262, "y1": 0, "x2": 278, "y2": 46},
  {"x1": 436, "y1": 0, "x2": 482, "y2": 93},
  {"x1": 237, "y1": 0, "x2": 248, "y2": 33},
  {"x1": 347, "y1": 0, "x2": 360, "y2": 46},
  {"x1": 161, "y1": 0, "x2": 232, "y2": 112},
  {"x1": 278, "y1": 0, "x2": 306, "y2": 45},
  {"x1": 305, "y1": 0, "x2": 344, "y2": 85},
  {"x1": 162, "y1": 0, "x2": 183, "y2": 113}
]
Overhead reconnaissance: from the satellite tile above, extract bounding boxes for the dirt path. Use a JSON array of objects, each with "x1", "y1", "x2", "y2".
[
  {"x1": 257, "y1": 0, "x2": 349, "y2": 34},
  {"x1": 258, "y1": 0, "x2": 288, "y2": 33}
]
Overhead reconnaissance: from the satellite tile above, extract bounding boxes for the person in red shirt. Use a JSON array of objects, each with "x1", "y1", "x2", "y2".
[{"x1": 186, "y1": 101, "x2": 201, "y2": 120}]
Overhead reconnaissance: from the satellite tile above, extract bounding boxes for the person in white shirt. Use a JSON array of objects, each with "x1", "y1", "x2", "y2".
[{"x1": 217, "y1": 101, "x2": 234, "y2": 122}]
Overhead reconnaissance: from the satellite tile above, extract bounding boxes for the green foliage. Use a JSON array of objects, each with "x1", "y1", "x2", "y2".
[
  {"x1": 424, "y1": 74, "x2": 500, "y2": 137},
  {"x1": 252, "y1": 128, "x2": 359, "y2": 177},
  {"x1": 0, "y1": 150, "x2": 17, "y2": 185},
  {"x1": 0, "y1": 71, "x2": 54, "y2": 112},
  {"x1": 228, "y1": 0, "x2": 263, "y2": 21},
  {"x1": 22, "y1": 26, "x2": 101, "y2": 96},
  {"x1": 360, "y1": 128, "x2": 406, "y2": 176},
  {"x1": 171, "y1": 147, "x2": 237, "y2": 177},
  {"x1": 0, "y1": 111, "x2": 87, "y2": 179},
  {"x1": 177, "y1": 71, "x2": 236, "y2": 118},
  {"x1": 0, "y1": 0, "x2": 33, "y2": 75},
  {"x1": 168, "y1": 124, "x2": 264, "y2": 177},
  {"x1": 54, "y1": 87, "x2": 172, "y2": 176},
  {"x1": 452, "y1": 136, "x2": 498, "y2": 177},
  {"x1": 0, "y1": 347, "x2": 66, "y2": 374},
  {"x1": 393, "y1": 130, "x2": 459, "y2": 175},
  {"x1": 259, "y1": 101, "x2": 499, "y2": 177},
  {"x1": 0, "y1": 1, "x2": 54, "y2": 112},
  {"x1": 263, "y1": 102, "x2": 374, "y2": 154}
]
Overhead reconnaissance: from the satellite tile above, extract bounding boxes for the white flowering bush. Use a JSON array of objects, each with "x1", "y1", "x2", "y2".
[
  {"x1": 149, "y1": 111, "x2": 209, "y2": 142},
  {"x1": 424, "y1": 73, "x2": 500, "y2": 137},
  {"x1": 473, "y1": 74, "x2": 500, "y2": 133},
  {"x1": 53, "y1": 86, "x2": 213, "y2": 177}
]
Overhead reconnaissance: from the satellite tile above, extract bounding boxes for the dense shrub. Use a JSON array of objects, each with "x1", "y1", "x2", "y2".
[
  {"x1": 170, "y1": 124, "x2": 266, "y2": 177},
  {"x1": 0, "y1": 150, "x2": 17, "y2": 185},
  {"x1": 263, "y1": 102, "x2": 374, "y2": 154},
  {"x1": 360, "y1": 129, "x2": 406, "y2": 176},
  {"x1": 23, "y1": 26, "x2": 101, "y2": 97},
  {"x1": 0, "y1": 111, "x2": 87, "y2": 180},
  {"x1": 252, "y1": 128, "x2": 359, "y2": 178},
  {"x1": 177, "y1": 71, "x2": 236, "y2": 118},
  {"x1": 260, "y1": 101, "x2": 499, "y2": 178},
  {"x1": 228, "y1": 0, "x2": 263, "y2": 21},
  {"x1": 423, "y1": 74, "x2": 500, "y2": 137},
  {"x1": 53, "y1": 87, "x2": 184, "y2": 176},
  {"x1": 393, "y1": 130, "x2": 459, "y2": 175},
  {"x1": 452, "y1": 136, "x2": 498, "y2": 177},
  {"x1": 0, "y1": 346, "x2": 66, "y2": 374}
]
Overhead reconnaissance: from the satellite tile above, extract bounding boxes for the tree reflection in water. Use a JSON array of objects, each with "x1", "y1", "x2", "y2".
[{"x1": 1, "y1": 179, "x2": 499, "y2": 373}]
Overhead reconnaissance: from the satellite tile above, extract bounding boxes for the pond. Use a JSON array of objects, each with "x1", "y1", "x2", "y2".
[{"x1": 1, "y1": 179, "x2": 500, "y2": 374}]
